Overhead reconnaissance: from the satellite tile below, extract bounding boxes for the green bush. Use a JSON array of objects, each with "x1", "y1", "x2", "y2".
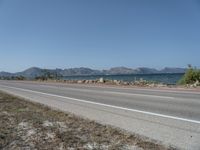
[
  {"x1": 178, "y1": 66, "x2": 200, "y2": 85},
  {"x1": 35, "y1": 70, "x2": 62, "y2": 81}
]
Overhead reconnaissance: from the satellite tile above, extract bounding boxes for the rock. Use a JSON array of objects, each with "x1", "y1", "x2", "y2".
[
  {"x1": 85, "y1": 80, "x2": 89, "y2": 84},
  {"x1": 113, "y1": 80, "x2": 117, "y2": 83},
  {"x1": 77, "y1": 80, "x2": 83, "y2": 84},
  {"x1": 157, "y1": 84, "x2": 166, "y2": 87},
  {"x1": 113, "y1": 80, "x2": 121, "y2": 85},
  {"x1": 194, "y1": 80, "x2": 200, "y2": 87},
  {"x1": 92, "y1": 80, "x2": 97, "y2": 83},
  {"x1": 122, "y1": 82, "x2": 129, "y2": 85},
  {"x1": 105, "y1": 79, "x2": 112, "y2": 83},
  {"x1": 99, "y1": 78, "x2": 104, "y2": 83},
  {"x1": 148, "y1": 83, "x2": 155, "y2": 87},
  {"x1": 190, "y1": 84, "x2": 195, "y2": 88},
  {"x1": 133, "y1": 81, "x2": 140, "y2": 85},
  {"x1": 88, "y1": 80, "x2": 94, "y2": 84},
  {"x1": 132, "y1": 79, "x2": 149, "y2": 86}
]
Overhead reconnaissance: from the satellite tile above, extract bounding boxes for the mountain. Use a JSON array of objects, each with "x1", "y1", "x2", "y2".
[
  {"x1": 102, "y1": 67, "x2": 185, "y2": 75},
  {"x1": 135, "y1": 67, "x2": 159, "y2": 74},
  {"x1": 0, "y1": 71, "x2": 13, "y2": 77},
  {"x1": 15, "y1": 67, "x2": 44, "y2": 78},
  {"x1": 103, "y1": 67, "x2": 136, "y2": 75},
  {"x1": 0, "y1": 67, "x2": 186, "y2": 79},
  {"x1": 61, "y1": 67, "x2": 102, "y2": 76},
  {"x1": 159, "y1": 67, "x2": 187, "y2": 74}
]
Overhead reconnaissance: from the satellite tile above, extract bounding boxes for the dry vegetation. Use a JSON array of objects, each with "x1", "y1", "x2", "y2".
[{"x1": 0, "y1": 91, "x2": 175, "y2": 150}]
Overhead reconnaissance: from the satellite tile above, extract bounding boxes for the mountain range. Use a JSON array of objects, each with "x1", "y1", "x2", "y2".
[{"x1": 0, "y1": 67, "x2": 186, "y2": 78}]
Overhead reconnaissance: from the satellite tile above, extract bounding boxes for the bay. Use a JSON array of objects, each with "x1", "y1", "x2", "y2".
[{"x1": 62, "y1": 73, "x2": 184, "y2": 85}]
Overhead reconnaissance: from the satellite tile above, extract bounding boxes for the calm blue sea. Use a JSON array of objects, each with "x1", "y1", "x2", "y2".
[{"x1": 62, "y1": 73, "x2": 184, "y2": 85}]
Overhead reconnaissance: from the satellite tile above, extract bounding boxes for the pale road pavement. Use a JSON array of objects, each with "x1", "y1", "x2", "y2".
[{"x1": 0, "y1": 80, "x2": 200, "y2": 149}]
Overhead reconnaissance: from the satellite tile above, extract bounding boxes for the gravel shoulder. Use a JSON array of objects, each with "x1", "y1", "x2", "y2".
[{"x1": 0, "y1": 91, "x2": 174, "y2": 150}]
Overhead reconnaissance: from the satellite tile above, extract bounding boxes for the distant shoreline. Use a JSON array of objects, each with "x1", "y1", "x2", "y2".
[
  {"x1": 0, "y1": 66, "x2": 186, "y2": 78},
  {"x1": 60, "y1": 73, "x2": 184, "y2": 85},
  {"x1": 61, "y1": 72, "x2": 184, "y2": 77},
  {"x1": 0, "y1": 73, "x2": 184, "y2": 85}
]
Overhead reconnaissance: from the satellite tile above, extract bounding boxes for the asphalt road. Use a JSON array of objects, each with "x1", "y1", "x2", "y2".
[{"x1": 0, "y1": 80, "x2": 200, "y2": 149}]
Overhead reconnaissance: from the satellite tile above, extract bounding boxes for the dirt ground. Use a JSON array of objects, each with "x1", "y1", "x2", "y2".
[{"x1": 0, "y1": 91, "x2": 175, "y2": 150}]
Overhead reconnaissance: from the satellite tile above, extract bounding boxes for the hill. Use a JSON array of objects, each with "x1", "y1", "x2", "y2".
[{"x1": 0, "y1": 67, "x2": 186, "y2": 79}]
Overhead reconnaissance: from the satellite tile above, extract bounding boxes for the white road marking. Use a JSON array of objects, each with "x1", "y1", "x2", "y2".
[
  {"x1": 1, "y1": 84, "x2": 200, "y2": 124},
  {"x1": 39, "y1": 84, "x2": 175, "y2": 99},
  {"x1": 85, "y1": 85, "x2": 200, "y2": 95},
  {"x1": 104, "y1": 91, "x2": 174, "y2": 99}
]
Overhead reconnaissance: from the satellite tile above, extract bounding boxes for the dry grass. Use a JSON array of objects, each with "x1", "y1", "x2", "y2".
[{"x1": 0, "y1": 91, "x2": 175, "y2": 150}]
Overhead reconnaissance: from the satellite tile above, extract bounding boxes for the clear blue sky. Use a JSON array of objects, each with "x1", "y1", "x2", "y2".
[{"x1": 0, "y1": 0, "x2": 200, "y2": 72}]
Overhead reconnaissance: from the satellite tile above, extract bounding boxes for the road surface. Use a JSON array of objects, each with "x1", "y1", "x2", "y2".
[{"x1": 0, "y1": 80, "x2": 200, "y2": 149}]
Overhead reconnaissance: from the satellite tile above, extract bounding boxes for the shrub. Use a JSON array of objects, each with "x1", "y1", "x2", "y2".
[
  {"x1": 178, "y1": 66, "x2": 200, "y2": 85},
  {"x1": 34, "y1": 70, "x2": 62, "y2": 81}
]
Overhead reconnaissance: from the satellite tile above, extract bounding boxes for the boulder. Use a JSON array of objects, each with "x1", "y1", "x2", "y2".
[
  {"x1": 156, "y1": 84, "x2": 167, "y2": 87},
  {"x1": 148, "y1": 83, "x2": 155, "y2": 87},
  {"x1": 77, "y1": 80, "x2": 83, "y2": 84},
  {"x1": 88, "y1": 80, "x2": 94, "y2": 84},
  {"x1": 113, "y1": 80, "x2": 121, "y2": 85},
  {"x1": 122, "y1": 82, "x2": 129, "y2": 85},
  {"x1": 194, "y1": 80, "x2": 200, "y2": 87},
  {"x1": 113, "y1": 80, "x2": 117, "y2": 83},
  {"x1": 99, "y1": 78, "x2": 105, "y2": 83},
  {"x1": 85, "y1": 80, "x2": 89, "y2": 84}
]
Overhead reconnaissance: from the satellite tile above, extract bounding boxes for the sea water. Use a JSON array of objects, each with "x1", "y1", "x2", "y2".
[{"x1": 62, "y1": 73, "x2": 184, "y2": 85}]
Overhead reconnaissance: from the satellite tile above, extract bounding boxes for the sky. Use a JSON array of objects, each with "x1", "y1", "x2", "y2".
[{"x1": 0, "y1": 0, "x2": 200, "y2": 72}]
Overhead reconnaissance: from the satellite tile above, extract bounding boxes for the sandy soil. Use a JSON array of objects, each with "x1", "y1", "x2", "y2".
[{"x1": 0, "y1": 91, "x2": 175, "y2": 150}]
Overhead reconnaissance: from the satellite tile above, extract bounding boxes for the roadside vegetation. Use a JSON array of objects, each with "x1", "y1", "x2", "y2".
[
  {"x1": 0, "y1": 76, "x2": 26, "y2": 80},
  {"x1": 0, "y1": 91, "x2": 173, "y2": 150},
  {"x1": 0, "y1": 70, "x2": 61, "y2": 81},
  {"x1": 34, "y1": 69, "x2": 62, "y2": 81},
  {"x1": 178, "y1": 65, "x2": 200, "y2": 86}
]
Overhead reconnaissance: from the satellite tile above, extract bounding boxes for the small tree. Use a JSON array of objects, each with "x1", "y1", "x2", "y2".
[
  {"x1": 35, "y1": 70, "x2": 62, "y2": 81},
  {"x1": 178, "y1": 65, "x2": 200, "y2": 85}
]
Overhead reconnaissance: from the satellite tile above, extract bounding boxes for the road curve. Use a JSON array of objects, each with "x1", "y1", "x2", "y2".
[{"x1": 0, "y1": 80, "x2": 200, "y2": 149}]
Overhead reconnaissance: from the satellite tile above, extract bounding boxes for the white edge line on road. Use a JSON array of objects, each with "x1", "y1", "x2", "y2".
[
  {"x1": 104, "y1": 91, "x2": 175, "y2": 99},
  {"x1": 1, "y1": 84, "x2": 200, "y2": 124}
]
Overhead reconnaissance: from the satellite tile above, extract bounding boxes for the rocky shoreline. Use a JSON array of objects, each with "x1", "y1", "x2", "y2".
[
  {"x1": 39, "y1": 78, "x2": 168, "y2": 88},
  {"x1": 35, "y1": 77, "x2": 200, "y2": 88}
]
